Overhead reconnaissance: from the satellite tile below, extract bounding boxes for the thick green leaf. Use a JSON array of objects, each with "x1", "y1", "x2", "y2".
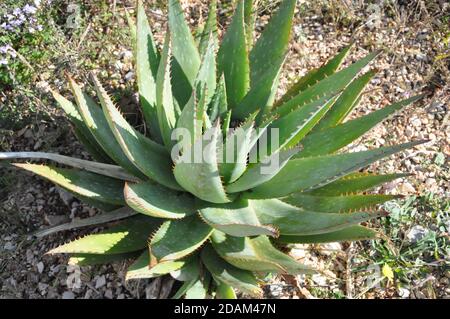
[
  {"x1": 307, "y1": 172, "x2": 410, "y2": 196},
  {"x1": 201, "y1": 245, "x2": 262, "y2": 297},
  {"x1": 226, "y1": 147, "x2": 300, "y2": 193},
  {"x1": 269, "y1": 93, "x2": 339, "y2": 151},
  {"x1": 170, "y1": 256, "x2": 200, "y2": 282},
  {"x1": 175, "y1": 85, "x2": 207, "y2": 149},
  {"x1": 233, "y1": 55, "x2": 285, "y2": 121},
  {"x1": 312, "y1": 70, "x2": 376, "y2": 131},
  {"x1": 149, "y1": 216, "x2": 213, "y2": 265},
  {"x1": 244, "y1": 0, "x2": 258, "y2": 51},
  {"x1": 73, "y1": 126, "x2": 113, "y2": 163},
  {"x1": 249, "y1": 0, "x2": 296, "y2": 84},
  {"x1": 222, "y1": 109, "x2": 232, "y2": 137},
  {"x1": 125, "y1": 250, "x2": 187, "y2": 280},
  {"x1": 69, "y1": 78, "x2": 144, "y2": 177},
  {"x1": 276, "y1": 44, "x2": 352, "y2": 105},
  {"x1": 283, "y1": 193, "x2": 399, "y2": 213},
  {"x1": 246, "y1": 198, "x2": 386, "y2": 235},
  {"x1": 297, "y1": 95, "x2": 424, "y2": 158},
  {"x1": 277, "y1": 225, "x2": 379, "y2": 244},
  {"x1": 156, "y1": 33, "x2": 177, "y2": 149},
  {"x1": 274, "y1": 51, "x2": 380, "y2": 118},
  {"x1": 216, "y1": 283, "x2": 237, "y2": 299},
  {"x1": 173, "y1": 124, "x2": 230, "y2": 203},
  {"x1": 51, "y1": 89, "x2": 112, "y2": 163},
  {"x1": 217, "y1": 0, "x2": 250, "y2": 109},
  {"x1": 199, "y1": 199, "x2": 279, "y2": 237},
  {"x1": 68, "y1": 251, "x2": 140, "y2": 266},
  {"x1": 93, "y1": 75, "x2": 182, "y2": 190},
  {"x1": 124, "y1": 181, "x2": 197, "y2": 219},
  {"x1": 198, "y1": 0, "x2": 218, "y2": 56},
  {"x1": 169, "y1": 0, "x2": 201, "y2": 106},
  {"x1": 172, "y1": 280, "x2": 197, "y2": 299},
  {"x1": 185, "y1": 275, "x2": 210, "y2": 299},
  {"x1": 48, "y1": 215, "x2": 161, "y2": 255},
  {"x1": 195, "y1": 35, "x2": 217, "y2": 106},
  {"x1": 13, "y1": 163, "x2": 124, "y2": 206},
  {"x1": 219, "y1": 115, "x2": 255, "y2": 183},
  {"x1": 136, "y1": 0, "x2": 162, "y2": 142},
  {"x1": 211, "y1": 231, "x2": 314, "y2": 274},
  {"x1": 248, "y1": 141, "x2": 425, "y2": 199},
  {"x1": 208, "y1": 75, "x2": 228, "y2": 121}
]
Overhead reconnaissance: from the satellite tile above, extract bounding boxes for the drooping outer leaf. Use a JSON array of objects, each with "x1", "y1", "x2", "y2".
[
  {"x1": 155, "y1": 33, "x2": 177, "y2": 149},
  {"x1": 211, "y1": 231, "x2": 314, "y2": 274},
  {"x1": 173, "y1": 124, "x2": 230, "y2": 204},
  {"x1": 33, "y1": 206, "x2": 137, "y2": 238},
  {"x1": 247, "y1": 198, "x2": 387, "y2": 235},
  {"x1": 48, "y1": 215, "x2": 161, "y2": 255},
  {"x1": 0, "y1": 152, "x2": 138, "y2": 182},
  {"x1": 248, "y1": 141, "x2": 425, "y2": 199},
  {"x1": 149, "y1": 215, "x2": 213, "y2": 265},
  {"x1": 276, "y1": 44, "x2": 352, "y2": 106},
  {"x1": 51, "y1": 89, "x2": 112, "y2": 163},
  {"x1": 69, "y1": 251, "x2": 140, "y2": 266},
  {"x1": 124, "y1": 181, "x2": 197, "y2": 219},
  {"x1": 277, "y1": 225, "x2": 379, "y2": 244},
  {"x1": 201, "y1": 245, "x2": 262, "y2": 297},
  {"x1": 68, "y1": 77, "x2": 144, "y2": 178},
  {"x1": 217, "y1": 0, "x2": 250, "y2": 109},
  {"x1": 297, "y1": 95, "x2": 424, "y2": 158},
  {"x1": 92, "y1": 75, "x2": 182, "y2": 190},
  {"x1": 274, "y1": 51, "x2": 380, "y2": 118},
  {"x1": 249, "y1": 0, "x2": 296, "y2": 85},
  {"x1": 283, "y1": 193, "x2": 399, "y2": 213},
  {"x1": 199, "y1": 199, "x2": 279, "y2": 237},
  {"x1": 13, "y1": 163, "x2": 125, "y2": 206},
  {"x1": 136, "y1": 0, "x2": 162, "y2": 142},
  {"x1": 126, "y1": 250, "x2": 187, "y2": 280},
  {"x1": 312, "y1": 69, "x2": 377, "y2": 132},
  {"x1": 307, "y1": 172, "x2": 410, "y2": 196},
  {"x1": 168, "y1": 0, "x2": 201, "y2": 106}
]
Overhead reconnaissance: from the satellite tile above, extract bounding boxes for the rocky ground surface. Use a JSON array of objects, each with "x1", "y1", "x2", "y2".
[{"x1": 0, "y1": 0, "x2": 449, "y2": 299}]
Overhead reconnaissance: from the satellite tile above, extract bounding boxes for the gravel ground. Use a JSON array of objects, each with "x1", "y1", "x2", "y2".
[{"x1": 0, "y1": 0, "x2": 448, "y2": 299}]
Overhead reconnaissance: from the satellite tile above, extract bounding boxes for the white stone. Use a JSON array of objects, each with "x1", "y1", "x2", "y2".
[
  {"x1": 398, "y1": 287, "x2": 410, "y2": 298},
  {"x1": 3, "y1": 242, "x2": 15, "y2": 251},
  {"x1": 36, "y1": 261, "x2": 44, "y2": 274},
  {"x1": 62, "y1": 291, "x2": 75, "y2": 299},
  {"x1": 95, "y1": 275, "x2": 106, "y2": 289},
  {"x1": 311, "y1": 274, "x2": 327, "y2": 286},
  {"x1": 406, "y1": 225, "x2": 428, "y2": 243}
]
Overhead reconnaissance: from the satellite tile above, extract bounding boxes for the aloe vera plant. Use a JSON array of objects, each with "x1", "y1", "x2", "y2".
[{"x1": 0, "y1": 0, "x2": 425, "y2": 299}]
